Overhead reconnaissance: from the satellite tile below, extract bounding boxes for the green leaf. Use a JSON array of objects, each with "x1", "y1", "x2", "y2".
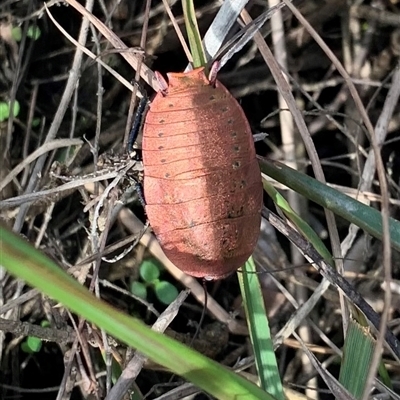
[
  {"x1": 130, "y1": 281, "x2": 147, "y2": 300},
  {"x1": 11, "y1": 26, "x2": 22, "y2": 41},
  {"x1": 0, "y1": 102, "x2": 10, "y2": 122},
  {"x1": 41, "y1": 320, "x2": 50, "y2": 328},
  {"x1": 140, "y1": 259, "x2": 160, "y2": 282},
  {"x1": 10, "y1": 100, "x2": 20, "y2": 118},
  {"x1": 32, "y1": 117, "x2": 41, "y2": 127},
  {"x1": 21, "y1": 342, "x2": 33, "y2": 354},
  {"x1": 259, "y1": 158, "x2": 400, "y2": 252},
  {"x1": 339, "y1": 320, "x2": 375, "y2": 398},
  {"x1": 239, "y1": 258, "x2": 284, "y2": 399},
  {"x1": 262, "y1": 178, "x2": 334, "y2": 266},
  {"x1": 0, "y1": 224, "x2": 272, "y2": 399},
  {"x1": 22, "y1": 336, "x2": 42, "y2": 353},
  {"x1": 0, "y1": 100, "x2": 20, "y2": 122},
  {"x1": 154, "y1": 281, "x2": 179, "y2": 305},
  {"x1": 182, "y1": 0, "x2": 207, "y2": 68},
  {"x1": 27, "y1": 26, "x2": 41, "y2": 40}
]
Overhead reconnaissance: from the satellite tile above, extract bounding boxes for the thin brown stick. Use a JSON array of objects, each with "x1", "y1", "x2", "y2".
[
  {"x1": 281, "y1": 2, "x2": 392, "y2": 395},
  {"x1": 0, "y1": 317, "x2": 75, "y2": 344},
  {"x1": 64, "y1": 0, "x2": 160, "y2": 91},
  {"x1": 0, "y1": 138, "x2": 83, "y2": 193}
]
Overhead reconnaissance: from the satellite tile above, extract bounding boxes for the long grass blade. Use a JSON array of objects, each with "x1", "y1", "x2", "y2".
[
  {"x1": 238, "y1": 258, "x2": 284, "y2": 400},
  {"x1": 181, "y1": 0, "x2": 207, "y2": 68},
  {"x1": 259, "y1": 158, "x2": 400, "y2": 251},
  {"x1": 0, "y1": 223, "x2": 274, "y2": 400}
]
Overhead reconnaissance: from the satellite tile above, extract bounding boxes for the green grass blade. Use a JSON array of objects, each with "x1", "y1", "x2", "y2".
[
  {"x1": 339, "y1": 320, "x2": 376, "y2": 398},
  {"x1": 182, "y1": 0, "x2": 207, "y2": 68},
  {"x1": 0, "y1": 224, "x2": 273, "y2": 400},
  {"x1": 262, "y1": 178, "x2": 334, "y2": 266},
  {"x1": 238, "y1": 258, "x2": 284, "y2": 400},
  {"x1": 259, "y1": 158, "x2": 400, "y2": 251}
]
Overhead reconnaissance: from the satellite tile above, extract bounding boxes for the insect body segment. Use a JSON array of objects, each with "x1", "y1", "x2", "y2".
[{"x1": 143, "y1": 67, "x2": 262, "y2": 280}]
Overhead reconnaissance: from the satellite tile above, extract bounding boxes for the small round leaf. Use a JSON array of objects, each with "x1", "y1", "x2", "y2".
[
  {"x1": 154, "y1": 281, "x2": 179, "y2": 305},
  {"x1": 26, "y1": 336, "x2": 42, "y2": 353},
  {"x1": 130, "y1": 281, "x2": 147, "y2": 300},
  {"x1": 0, "y1": 103, "x2": 10, "y2": 122},
  {"x1": 27, "y1": 26, "x2": 41, "y2": 40},
  {"x1": 41, "y1": 320, "x2": 50, "y2": 328},
  {"x1": 139, "y1": 259, "x2": 160, "y2": 283},
  {"x1": 21, "y1": 342, "x2": 33, "y2": 354},
  {"x1": 10, "y1": 100, "x2": 20, "y2": 118},
  {"x1": 11, "y1": 26, "x2": 22, "y2": 41},
  {"x1": 32, "y1": 117, "x2": 41, "y2": 127}
]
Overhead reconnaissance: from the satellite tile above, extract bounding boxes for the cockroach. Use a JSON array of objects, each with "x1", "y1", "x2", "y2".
[{"x1": 141, "y1": 64, "x2": 263, "y2": 280}]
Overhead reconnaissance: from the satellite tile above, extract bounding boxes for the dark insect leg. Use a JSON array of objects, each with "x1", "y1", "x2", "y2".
[
  {"x1": 133, "y1": 180, "x2": 146, "y2": 208},
  {"x1": 126, "y1": 88, "x2": 148, "y2": 208},
  {"x1": 127, "y1": 94, "x2": 149, "y2": 159}
]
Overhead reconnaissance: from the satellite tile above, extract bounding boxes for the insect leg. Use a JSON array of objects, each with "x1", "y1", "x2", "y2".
[
  {"x1": 127, "y1": 93, "x2": 149, "y2": 159},
  {"x1": 133, "y1": 180, "x2": 146, "y2": 208}
]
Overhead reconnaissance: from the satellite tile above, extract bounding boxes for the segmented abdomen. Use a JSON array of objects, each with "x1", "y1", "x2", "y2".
[{"x1": 142, "y1": 67, "x2": 262, "y2": 279}]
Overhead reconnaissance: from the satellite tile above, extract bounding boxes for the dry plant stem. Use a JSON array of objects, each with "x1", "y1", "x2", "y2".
[
  {"x1": 293, "y1": 332, "x2": 353, "y2": 400},
  {"x1": 241, "y1": 10, "x2": 344, "y2": 265},
  {"x1": 55, "y1": 322, "x2": 82, "y2": 400},
  {"x1": 11, "y1": 0, "x2": 94, "y2": 234},
  {"x1": 361, "y1": 64, "x2": 400, "y2": 399},
  {"x1": 104, "y1": 290, "x2": 190, "y2": 400},
  {"x1": 64, "y1": 0, "x2": 160, "y2": 92},
  {"x1": 275, "y1": 66, "x2": 369, "y2": 158},
  {"x1": 342, "y1": 62, "x2": 400, "y2": 254},
  {"x1": 22, "y1": 83, "x2": 38, "y2": 168},
  {"x1": 274, "y1": 277, "x2": 331, "y2": 348},
  {"x1": 93, "y1": 193, "x2": 117, "y2": 394},
  {"x1": 75, "y1": 232, "x2": 147, "y2": 267},
  {"x1": 86, "y1": 184, "x2": 111, "y2": 393},
  {"x1": 351, "y1": 4, "x2": 400, "y2": 27},
  {"x1": 88, "y1": 160, "x2": 137, "y2": 261},
  {"x1": 0, "y1": 138, "x2": 83, "y2": 193},
  {"x1": 344, "y1": 8, "x2": 374, "y2": 189},
  {"x1": 67, "y1": 311, "x2": 99, "y2": 400},
  {"x1": 134, "y1": 0, "x2": 179, "y2": 25},
  {"x1": 123, "y1": 0, "x2": 151, "y2": 150},
  {"x1": 88, "y1": 23, "x2": 103, "y2": 189},
  {"x1": 90, "y1": 274, "x2": 159, "y2": 317},
  {"x1": 35, "y1": 203, "x2": 55, "y2": 247},
  {"x1": 271, "y1": 273, "x2": 344, "y2": 361},
  {"x1": 0, "y1": 170, "x2": 126, "y2": 210},
  {"x1": 0, "y1": 289, "x2": 39, "y2": 316},
  {"x1": 240, "y1": 6, "x2": 347, "y2": 337},
  {"x1": 288, "y1": 4, "x2": 356, "y2": 332},
  {"x1": 268, "y1": 1, "x2": 317, "y2": 396},
  {"x1": 87, "y1": 22, "x2": 104, "y2": 251},
  {"x1": 282, "y1": 2, "x2": 392, "y2": 390},
  {"x1": 161, "y1": 0, "x2": 192, "y2": 64},
  {"x1": 45, "y1": 6, "x2": 135, "y2": 95},
  {"x1": 262, "y1": 208, "x2": 400, "y2": 361},
  {"x1": 17, "y1": 0, "x2": 62, "y2": 22},
  {"x1": 359, "y1": 62, "x2": 400, "y2": 192},
  {"x1": 0, "y1": 317, "x2": 75, "y2": 344},
  {"x1": 4, "y1": 8, "x2": 30, "y2": 158}
]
